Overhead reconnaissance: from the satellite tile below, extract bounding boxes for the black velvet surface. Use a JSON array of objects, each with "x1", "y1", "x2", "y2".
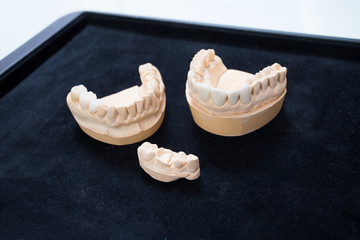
[{"x1": 1, "y1": 20, "x2": 360, "y2": 239}]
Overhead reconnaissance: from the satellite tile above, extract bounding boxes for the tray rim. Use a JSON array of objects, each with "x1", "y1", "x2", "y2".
[{"x1": 0, "y1": 11, "x2": 359, "y2": 98}]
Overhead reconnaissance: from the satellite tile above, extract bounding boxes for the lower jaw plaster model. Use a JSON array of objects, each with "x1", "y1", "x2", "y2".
[
  {"x1": 137, "y1": 142, "x2": 200, "y2": 182},
  {"x1": 185, "y1": 49, "x2": 287, "y2": 136},
  {"x1": 66, "y1": 63, "x2": 166, "y2": 145}
]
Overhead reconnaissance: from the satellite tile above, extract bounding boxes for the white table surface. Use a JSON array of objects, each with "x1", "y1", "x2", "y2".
[{"x1": 1, "y1": 0, "x2": 359, "y2": 61}]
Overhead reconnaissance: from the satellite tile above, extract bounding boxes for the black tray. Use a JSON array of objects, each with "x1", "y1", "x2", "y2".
[{"x1": 0, "y1": 12, "x2": 359, "y2": 239}]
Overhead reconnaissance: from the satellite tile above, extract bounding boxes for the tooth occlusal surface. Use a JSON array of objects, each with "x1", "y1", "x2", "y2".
[
  {"x1": 71, "y1": 85, "x2": 87, "y2": 102},
  {"x1": 197, "y1": 83, "x2": 210, "y2": 102},
  {"x1": 239, "y1": 84, "x2": 252, "y2": 104},
  {"x1": 79, "y1": 91, "x2": 97, "y2": 109},
  {"x1": 211, "y1": 87, "x2": 227, "y2": 106}
]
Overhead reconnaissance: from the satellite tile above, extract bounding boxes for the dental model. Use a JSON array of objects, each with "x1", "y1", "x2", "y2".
[
  {"x1": 185, "y1": 49, "x2": 287, "y2": 136},
  {"x1": 66, "y1": 63, "x2": 166, "y2": 145},
  {"x1": 137, "y1": 142, "x2": 200, "y2": 182}
]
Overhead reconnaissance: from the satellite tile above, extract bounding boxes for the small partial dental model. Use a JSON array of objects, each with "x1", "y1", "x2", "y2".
[
  {"x1": 185, "y1": 49, "x2": 287, "y2": 136},
  {"x1": 137, "y1": 142, "x2": 200, "y2": 182},
  {"x1": 66, "y1": 63, "x2": 166, "y2": 145}
]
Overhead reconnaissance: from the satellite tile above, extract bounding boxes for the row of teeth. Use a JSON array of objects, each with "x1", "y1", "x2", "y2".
[
  {"x1": 187, "y1": 65, "x2": 287, "y2": 106},
  {"x1": 138, "y1": 142, "x2": 199, "y2": 172},
  {"x1": 70, "y1": 84, "x2": 161, "y2": 123}
]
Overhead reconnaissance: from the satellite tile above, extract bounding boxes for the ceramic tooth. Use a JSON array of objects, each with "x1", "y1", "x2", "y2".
[
  {"x1": 79, "y1": 91, "x2": 96, "y2": 109},
  {"x1": 186, "y1": 154, "x2": 199, "y2": 172},
  {"x1": 278, "y1": 67, "x2": 287, "y2": 83},
  {"x1": 89, "y1": 99, "x2": 101, "y2": 113},
  {"x1": 227, "y1": 89, "x2": 240, "y2": 105},
  {"x1": 71, "y1": 85, "x2": 87, "y2": 102},
  {"x1": 211, "y1": 87, "x2": 227, "y2": 106},
  {"x1": 239, "y1": 84, "x2": 252, "y2": 104},
  {"x1": 173, "y1": 152, "x2": 187, "y2": 169},
  {"x1": 197, "y1": 83, "x2": 210, "y2": 102}
]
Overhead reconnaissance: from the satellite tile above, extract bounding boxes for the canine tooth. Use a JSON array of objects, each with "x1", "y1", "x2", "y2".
[
  {"x1": 79, "y1": 91, "x2": 96, "y2": 109},
  {"x1": 127, "y1": 102, "x2": 137, "y2": 117},
  {"x1": 268, "y1": 72, "x2": 278, "y2": 88},
  {"x1": 96, "y1": 105, "x2": 107, "y2": 118},
  {"x1": 260, "y1": 77, "x2": 269, "y2": 90},
  {"x1": 278, "y1": 67, "x2": 287, "y2": 83},
  {"x1": 239, "y1": 84, "x2": 252, "y2": 104},
  {"x1": 251, "y1": 81, "x2": 261, "y2": 95},
  {"x1": 107, "y1": 106, "x2": 118, "y2": 123},
  {"x1": 89, "y1": 99, "x2": 101, "y2": 113},
  {"x1": 227, "y1": 89, "x2": 240, "y2": 105},
  {"x1": 173, "y1": 152, "x2": 187, "y2": 169},
  {"x1": 156, "y1": 148, "x2": 173, "y2": 169},
  {"x1": 135, "y1": 99, "x2": 144, "y2": 113},
  {"x1": 197, "y1": 83, "x2": 210, "y2": 102},
  {"x1": 211, "y1": 87, "x2": 227, "y2": 106},
  {"x1": 117, "y1": 106, "x2": 128, "y2": 120},
  {"x1": 143, "y1": 95, "x2": 151, "y2": 110},
  {"x1": 186, "y1": 154, "x2": 199, "y2": 172},
  {"x1": 71, "y1": 85, "x2": 87, "y2": 101}
]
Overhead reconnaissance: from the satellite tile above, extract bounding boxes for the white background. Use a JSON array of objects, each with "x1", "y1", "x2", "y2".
[{"x1": 1, "y1": 0, "x2": 360, "y2": 60}]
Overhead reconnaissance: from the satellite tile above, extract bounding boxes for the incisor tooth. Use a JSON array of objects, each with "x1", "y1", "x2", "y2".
[
  {"x1": 89, "y1": 99, "x2": 101, "y2": 113},
  {"x1": 239, "y1": 84, "x2": 252, "y2": 104},
  {"x1": 79, "y1": 91, "x2": 96, "y2": 109},
  {"x1": 260, "y1": 77, "x2": 269, "y2": 91},
  {"x1": 211, "y1": 87, "x2": 227, "y2": 106},
  {"x1": 268, "y1": 72, "x2": 278, "y2": 88},
  {"x1": 127, "y1": 102, "x2": 137, "y2": 117},
  {"x1": 227, "y1": 89, "x2": 240, "y2": 105},
  {"x1": 135, "y1": 99, "x2": 144, "y2": 113},
  {"x1": 197, "y1": 83, "x2": 210, "y2": 102},
  {"x1": 71, "y1": 85, "x2": 87, "y2": 101},
  {"x1": 186, "y1": 154, "x2": 199, "y2": 172}
]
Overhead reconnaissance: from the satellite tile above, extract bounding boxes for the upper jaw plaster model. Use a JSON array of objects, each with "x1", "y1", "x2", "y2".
[
  {"x1": 66, "y1": 63, "x2": 166, "y2": 145},
  {"x1": 137, "y1": 142, "x2": 200, "y2": 182},
  {"x1": 185, "y1": 49, "x2": 287, "y2": 136}
]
